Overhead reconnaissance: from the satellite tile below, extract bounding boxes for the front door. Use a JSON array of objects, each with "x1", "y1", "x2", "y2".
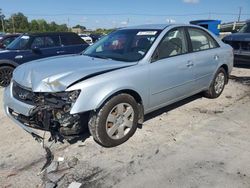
[{"x1": 149, "y1": 27, "x2": 195, "y2": 110}]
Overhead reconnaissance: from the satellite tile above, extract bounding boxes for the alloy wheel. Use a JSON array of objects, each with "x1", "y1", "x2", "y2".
[
  {"x1": 0, "y1": 67, "x2": 13, "y2": 87},
  {"x1": 214, "y1": 72, "x2": 225, "y2": 94},
  {"x1": 106, "y1": 103, "x2": 135, "y2": 140}
]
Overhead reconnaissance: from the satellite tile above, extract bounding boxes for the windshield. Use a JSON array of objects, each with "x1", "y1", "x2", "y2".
[
  {"x1": 7, "y1": 35, "x2": 30, "y2": 50},
  {"x1": 238, "y1": 23, "x2": 250, "y2": 33},
  {"x1": 83, "y1": 29, "x2": 161, "y2": 62}
]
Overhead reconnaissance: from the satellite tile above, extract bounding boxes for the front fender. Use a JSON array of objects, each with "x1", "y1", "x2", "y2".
[
  {"x1": 71, "y1": 86, "x2": 143, "y2": 114},
  {"x1": 67, "y1": 65, "x2": 149, "y2": 114}
]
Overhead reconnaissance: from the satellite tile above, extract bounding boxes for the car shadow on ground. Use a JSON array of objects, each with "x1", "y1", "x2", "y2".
[
  {"x1": 70, "y1": 94, "x2": 203, "y2": 145},
  {"x1": 67, "y1": 132, "x2": 91, "y2": 144},
  {"x1": 234, "y1": 64, "x2": 250, "y2": 69},
  {"x1": 230, "y1": 75, "x2": 250, "y2": 86},
  {"x1": 144, "y1": 94, "x2": 202, "y2": 122}
]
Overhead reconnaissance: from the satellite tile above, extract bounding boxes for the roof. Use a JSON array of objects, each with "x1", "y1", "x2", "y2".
[
  {"x1": 24, "y1": 32, "x2": 77, "y2": 36},
  {"x1": 190, "y1": 20, "x2": 221, "y2": 24},
  {"x1": 120, "y1": 24, "x2": 171, "y2": 30},
  {"x1": 1, "y1": 34, "x2": 20, "y2": 38}
]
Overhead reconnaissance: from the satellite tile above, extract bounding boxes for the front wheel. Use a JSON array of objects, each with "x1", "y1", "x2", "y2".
[
  {"x1": 0, "y1": 66, "x2": 14, "y2": 87},
  {"x1": 88, "y1": 94, "x2": 139, "y2": 147},
  {"x1": 203, "y1": 67, "x2": 227, "y2": 99}
]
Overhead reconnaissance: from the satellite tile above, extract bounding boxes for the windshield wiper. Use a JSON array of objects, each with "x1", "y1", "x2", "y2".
[{"x1": 84, "y1": 54, "x2": 110, "y2": 60}]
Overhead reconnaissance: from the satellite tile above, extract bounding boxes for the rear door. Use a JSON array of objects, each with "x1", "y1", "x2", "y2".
[{"x1": 187, "y1": 27, "x2": 220, "y2": 90}]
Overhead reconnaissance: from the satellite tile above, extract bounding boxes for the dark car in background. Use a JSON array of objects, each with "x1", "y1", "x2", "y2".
[
  {"x1": 89, "y1": 33, "x2": 104, "y2": 43},
  {"x1": 222, "y1": 20, "x2": 250, "y2": 65},
  {"x1": 0, "y1": 32, "x2": 89, "y2": 87},
  {"x1": 0, "y1": 34, "x2": 20, "y2": 50}
]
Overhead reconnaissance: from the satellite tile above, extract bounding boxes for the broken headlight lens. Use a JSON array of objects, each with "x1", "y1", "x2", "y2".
[{"x1": 68, "y1": 90, "x2": 81, "y2": 102}]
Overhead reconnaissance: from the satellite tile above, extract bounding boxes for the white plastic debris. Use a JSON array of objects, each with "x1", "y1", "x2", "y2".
[
  {"x1": 68, "y1": 182, "x2": 82, "y2": 188},
  {"x1": 57, "y1": 157, "x2": 64, "y2": 162}
]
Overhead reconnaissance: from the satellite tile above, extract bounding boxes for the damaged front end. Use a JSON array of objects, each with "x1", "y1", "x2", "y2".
[{"x1": 8, "y1": 81, "x2": 86, "y2": 142}]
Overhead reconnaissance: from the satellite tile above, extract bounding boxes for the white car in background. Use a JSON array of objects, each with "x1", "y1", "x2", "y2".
[{"x1": 78, "y1": 34, "x2": 93, "y2": 44}]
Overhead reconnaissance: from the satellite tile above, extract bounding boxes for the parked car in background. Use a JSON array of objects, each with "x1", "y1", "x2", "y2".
[
  {"x1": 0, "y1": 32, "x2": 89, "y2": 87},
  {"x1": 89, "y1": 33, "x2": 104, "y2": 43},
  {"x1": 0, "y1": 34, "x2": 20, "y2": 50},
  {"x1": 222, "y1": 20, "x2": 250, "y2": 65},
  {"x1": 4, "y1": 24, "x2": 233, "y2": 147},
  {"x1": 79, "y1": 34, "x2": 93, "y2": 44}
]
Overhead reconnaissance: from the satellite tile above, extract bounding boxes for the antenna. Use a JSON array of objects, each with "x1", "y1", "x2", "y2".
[{"x1": 238, "y1": 7, "x2": 242, "y2": 22}]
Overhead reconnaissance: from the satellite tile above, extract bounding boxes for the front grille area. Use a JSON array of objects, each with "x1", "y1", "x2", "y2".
[{"x1": 12, "y1": 81, "x2": 36, "y2": 105}]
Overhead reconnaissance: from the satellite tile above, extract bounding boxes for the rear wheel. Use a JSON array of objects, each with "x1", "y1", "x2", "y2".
[
  {"x1": 203, "y1": 67, "x2": 227, "y2": 99},
  {"x1": 88, "y1": 94, "x2": 139, "y2": 147},
  {"x1": 0, "y1": 66, "x2": 14, "y2": 87}
]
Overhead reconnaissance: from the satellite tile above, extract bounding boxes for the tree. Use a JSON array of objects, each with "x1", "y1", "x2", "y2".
[
  {"x1": 95, "y1": 28, "x2": 115, "y2": 34},
  {"x1": 0, "y1": 8, "x2": 5, "y2": 32},
  {"x1": 0, "y1": 10, "x2": 70, "y2": 33},
  {"x1": 29, "y1": 20, "x2": 39, "y2": 32},
  {"x1": 72, "y1": 24, "x2": 86, "y2": 30},
  {"x1": 10, "y1": 12, "x2": 29, "y2": 33},
  {"x1": 36, "y1": 19, "x2": 49, "y2": 32},
  {"x1": 56, "y1": 24, "x2": 68, "y2": 32},
  {"x1": 48, "y1": 21, "x2": 57, "y2": 32}
]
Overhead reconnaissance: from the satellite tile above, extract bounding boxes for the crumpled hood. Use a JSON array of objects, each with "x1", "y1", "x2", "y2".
[
  {"x1": 223, "y1": 33, "x2": 250, "y2": 42},
  {"x1": 13, "y1": 54, "x2": 137, "y2": 92}
]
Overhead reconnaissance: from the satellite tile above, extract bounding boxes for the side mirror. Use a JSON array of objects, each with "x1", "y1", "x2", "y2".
[{"x1": 31, "y1": 46, "x2": 41, "y2": 53}]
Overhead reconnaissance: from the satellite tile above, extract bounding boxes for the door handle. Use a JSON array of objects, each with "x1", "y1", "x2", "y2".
[
  {"x1": 15, "y1": 55, "x2": 23, "y2": 59},
  {"x1": 214, "y1": 55, "x2": 219, "y2": 61},
  {"x1": 186, "y1": 61, "x2": 194, "y2": 68},
  {"x1": 56, "y1": 51, "x2": 65, "y2": 54}
]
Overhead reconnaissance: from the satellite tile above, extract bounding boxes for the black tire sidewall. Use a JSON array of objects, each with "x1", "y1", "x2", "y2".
[{"x1": 96, "y1": 94, "x2": 139, "y2": 147}]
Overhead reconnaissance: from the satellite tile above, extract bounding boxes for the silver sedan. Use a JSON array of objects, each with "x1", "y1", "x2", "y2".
[{"x1": 4, "y1": 24, "x2": 233, "y2": 147}]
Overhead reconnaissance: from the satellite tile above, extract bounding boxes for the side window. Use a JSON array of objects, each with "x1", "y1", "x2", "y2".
[
  {"x1": 60, "y1": 34, "x2": 85, "y2": 46},
  {"x1": 3, "y1": 37, "x2": 17, "y2": 46},
  {"x1": 44, "y1": 36, "x2": 60, "y2": 47},
  {"x1": 155, "y1": 28, "x2": 188, "y2": 60},
  {"x1": 31, "y1": 37, "x2": 44, "y2": 48},
  {"x1": 188, "y1": 28, "x2": 218, "y2": 52}
]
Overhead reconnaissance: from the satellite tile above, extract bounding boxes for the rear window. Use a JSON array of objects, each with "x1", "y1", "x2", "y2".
[
  {"x1": 30, "y1": 35, "x2": 60, "y2": 48},
  {"x1": 188, "y1": 28, "x2": 219, "y2": 52},
  {"x1": 60, "y1": 33, "x2": 86, "y2": 46}
]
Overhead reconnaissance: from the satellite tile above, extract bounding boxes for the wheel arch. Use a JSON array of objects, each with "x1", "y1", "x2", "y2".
[
  {"x1": 97, "y1": 89, "x2": 144, "y2": 124},
  {"x1": 0, "y1": 59, "x2": 19, "y2": 68},
  {"x1": 220, "y1": 64, "x2": 229, "y2": 83}
]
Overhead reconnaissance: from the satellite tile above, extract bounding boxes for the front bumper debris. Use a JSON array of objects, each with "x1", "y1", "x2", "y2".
[{"x1": 4, "y1": 81, "x2": 85, "y2": 143}]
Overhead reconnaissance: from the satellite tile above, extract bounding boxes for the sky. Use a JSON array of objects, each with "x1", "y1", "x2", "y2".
[{"x1": 0, "y1": 0, "x2": 249, "y2": 29}]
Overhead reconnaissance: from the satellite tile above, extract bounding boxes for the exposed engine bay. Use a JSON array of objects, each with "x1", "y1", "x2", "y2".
[{"x1": 10, "y1": 81, "x2": 87, "y2": 143}]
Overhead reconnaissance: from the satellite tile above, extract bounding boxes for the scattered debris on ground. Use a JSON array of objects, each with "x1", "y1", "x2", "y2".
[{"x1": 0, "y1": 67, "x2": 250, "y2": 187}]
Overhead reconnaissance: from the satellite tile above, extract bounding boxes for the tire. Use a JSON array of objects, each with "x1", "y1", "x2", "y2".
[
  {"x1": 88, "y1": 93, "x2": 139, "y2": 147},
  {"x1": 0, "y1": 66, "x2": 14, "y2": 87},
  {"x1": 203, "y1": 67, "x2": 227, "y2": 99}
]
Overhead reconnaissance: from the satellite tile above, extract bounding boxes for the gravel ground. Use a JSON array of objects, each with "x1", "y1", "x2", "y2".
[{"x1": 0, "y1": 67, "x2": 250, "y2": 188}]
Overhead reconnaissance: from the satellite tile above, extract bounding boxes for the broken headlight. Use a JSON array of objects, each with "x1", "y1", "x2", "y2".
[
  {"x1": 61, "y1": 90, "x2": 81, "y2": 103},
  {"x1": 35, "y1": 90, "x2": 81, "y2": 107}
]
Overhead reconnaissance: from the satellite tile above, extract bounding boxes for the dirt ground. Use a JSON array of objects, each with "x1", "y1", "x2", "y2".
[{"x1": 0, "y1": 67, "x2": 250, "y2": 188}]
